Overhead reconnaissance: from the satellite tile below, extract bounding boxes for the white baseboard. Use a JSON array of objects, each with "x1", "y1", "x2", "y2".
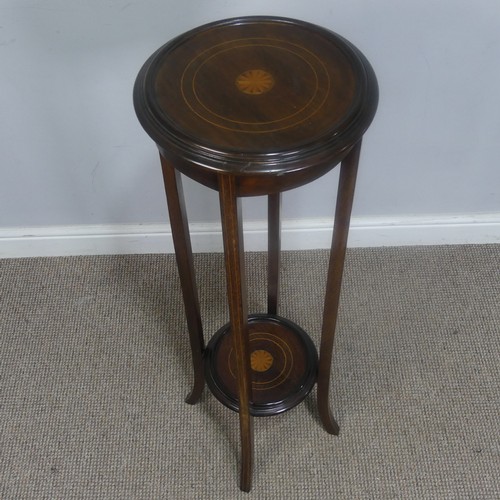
[{"x1": 1, "y1": 214, "x2": 500, "y2": 258}]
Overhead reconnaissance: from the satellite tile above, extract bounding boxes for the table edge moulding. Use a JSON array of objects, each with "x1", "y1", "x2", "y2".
[{"x1": 133, "y1": 15, "x2": 378, "y2": 492}]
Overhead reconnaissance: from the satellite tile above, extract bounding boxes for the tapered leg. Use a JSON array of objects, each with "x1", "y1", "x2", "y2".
[
  {"x1": 268, "y1": 193, "x2": 282, "y2": 315},
  {"x1": 218, "y1": 174, "x2": 254, "y2": 492},
  {"x1": 160, "y1": 155, "x2": 205, "y2": 404},
  {"x1": 317, "y1": 140, "x2": 362, "y2": 435}
]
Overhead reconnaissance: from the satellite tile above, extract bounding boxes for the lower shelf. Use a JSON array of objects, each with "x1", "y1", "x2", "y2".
[{"x1": 204, "y1": 314, "x2": 318, "y2": 416}]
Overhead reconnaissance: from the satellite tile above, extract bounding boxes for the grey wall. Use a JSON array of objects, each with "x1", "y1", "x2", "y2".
[{"x1": 1, "y1": 0, "x2": 499, "y2": 229}]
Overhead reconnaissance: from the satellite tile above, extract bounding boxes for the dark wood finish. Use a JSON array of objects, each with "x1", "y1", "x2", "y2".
[
  {"x1": 317, "y1": 140, "x2": 362, "y2": 434},
  {"x1": 134, "y1": 16, "x2": 378, "y2": 196},
  {"x1": 160, "y1": 156, "x2": 205, "y2": 404},
  {"x1": 267, "y1": 193, "x2": 281, "y2": 315},
  {"x1": 205, "y1": 314, "x2": 318, "y2": 416},
  {"x1": 218, "y1": 174, "x2": 253, "y2": 492},
  {"x1": 134, "y1": 16, "x2": 378, "y2": 492}
]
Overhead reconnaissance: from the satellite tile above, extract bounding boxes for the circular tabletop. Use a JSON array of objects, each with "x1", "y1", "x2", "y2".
[{"x1": 134, "y1": 16, "x2": 378, "y2": 187}]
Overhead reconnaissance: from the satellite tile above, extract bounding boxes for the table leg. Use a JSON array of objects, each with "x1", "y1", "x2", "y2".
[
  {"x1": 268, "y1": 193, "x2": 282, "y2": 315},
  {"x1": 218, "y1": 174, "x2": 254, "y2": 492},
  {"x1": 160, "y1": 155, "x2": 205, "y2": 405},
  {"x1": 317, "y1": 139, "x2": 362, "y2": 435}
]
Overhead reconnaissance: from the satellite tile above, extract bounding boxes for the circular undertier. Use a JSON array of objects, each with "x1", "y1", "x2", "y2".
[{"x1": 205, "y1": 314, "x2": 318, "y2": 416}]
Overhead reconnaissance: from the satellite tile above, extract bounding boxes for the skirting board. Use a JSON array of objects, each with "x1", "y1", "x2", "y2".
[{"x1": 1, "y1": 214, "x2": 500, "y2": 258}]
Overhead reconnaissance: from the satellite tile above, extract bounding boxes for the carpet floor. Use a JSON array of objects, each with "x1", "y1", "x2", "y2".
[{"x1": 1, "y1": 246, "x2": 499, "y2": 499}]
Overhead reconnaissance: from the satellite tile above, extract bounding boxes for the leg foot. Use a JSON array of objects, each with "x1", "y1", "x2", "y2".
[
  {"x1": 185, "y1": 375, "x2": 205, "y2": 405},
  {"x1": 317, "y1": 399, "x2": 340, "y2": 435}
]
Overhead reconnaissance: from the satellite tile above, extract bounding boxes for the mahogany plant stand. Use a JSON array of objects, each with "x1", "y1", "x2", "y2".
[{"x1": 134, "y1": 16, "x2": 378, "y2": 492}]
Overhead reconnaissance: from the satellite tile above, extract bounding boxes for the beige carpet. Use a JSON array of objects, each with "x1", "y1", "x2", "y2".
[{"x1": 1, "y1": 246, "x2": 499, "y2": 499}]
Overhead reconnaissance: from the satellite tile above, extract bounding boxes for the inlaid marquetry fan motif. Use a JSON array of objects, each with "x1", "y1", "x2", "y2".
[
  {"x1": 250, "y1": 349, "x2": 274, "y2": 372},
  {"x1": 235, "y1": 69, "x2": 275, "y2": 95}
]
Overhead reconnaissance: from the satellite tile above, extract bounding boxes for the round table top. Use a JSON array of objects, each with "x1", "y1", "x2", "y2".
[{"x1": 134, "y1": 16, "x2": 378, "y2": 181}]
